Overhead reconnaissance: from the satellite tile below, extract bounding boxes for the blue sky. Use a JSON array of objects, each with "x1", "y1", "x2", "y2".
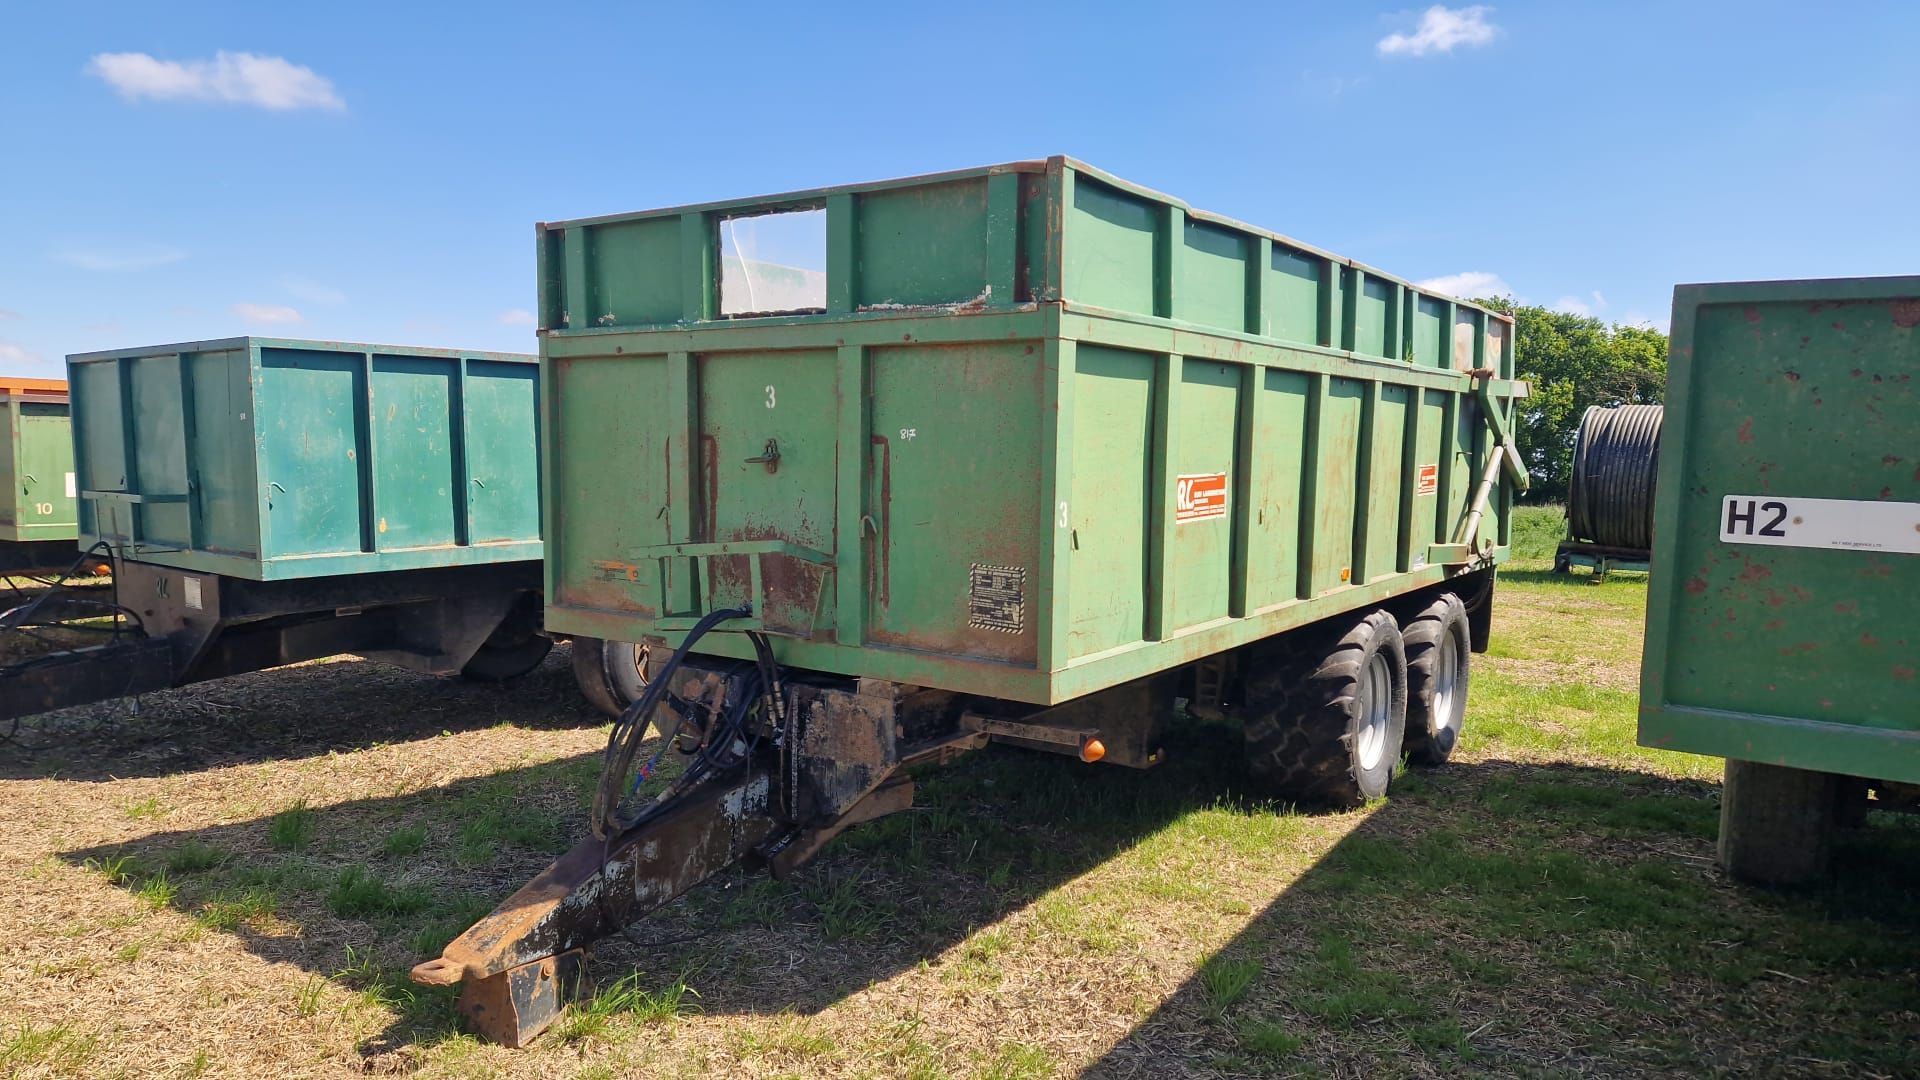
[{"x1": 2, "y1": 1, "x2": 1915, "y2": 376}]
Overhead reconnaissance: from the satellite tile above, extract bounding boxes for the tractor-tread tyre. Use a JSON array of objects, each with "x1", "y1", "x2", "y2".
[
  {"x1": 1244, "y1": 609, "x2": 1408, "y2": 808},
  {"x1": 1402, "y1": 592, "x2": 1470, "y2": 765}
]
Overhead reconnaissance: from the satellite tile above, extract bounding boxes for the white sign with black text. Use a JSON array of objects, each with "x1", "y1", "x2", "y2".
[{"x1": 1719, "y1": 495, "x2": 1920, "y2": 555}]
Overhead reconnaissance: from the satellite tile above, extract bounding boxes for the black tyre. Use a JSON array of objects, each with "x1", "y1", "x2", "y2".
[
  {"x1": 1243, "y1": 609, "x2": 1408, "y2": 807},
  {"x1": 1402, "y1": 593, "x2": 1470, "y2": 765},
  {"x1": 1719, "y1": 760, "x2": 1836, "y2": 885},
  {"x1": 458, "y1": 596, "x2": 553, "y2": 683},
  {"x1": 570, "y1": 636, "x2": 651, "y2": 719}
]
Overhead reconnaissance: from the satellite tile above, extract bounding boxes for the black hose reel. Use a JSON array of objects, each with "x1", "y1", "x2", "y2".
[{"x1": 1558, "y1": 404, "x2": 1664, "y2": 577}]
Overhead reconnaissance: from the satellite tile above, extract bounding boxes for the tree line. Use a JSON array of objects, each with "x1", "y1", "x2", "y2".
[{"x1": 1478, "y1": 299, "x2": 1668, "y2": 503}]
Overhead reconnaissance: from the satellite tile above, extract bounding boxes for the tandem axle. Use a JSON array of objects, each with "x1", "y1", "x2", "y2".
[{"x1": 411, "y1": 570, "x2": 1494, "y2": 1047}]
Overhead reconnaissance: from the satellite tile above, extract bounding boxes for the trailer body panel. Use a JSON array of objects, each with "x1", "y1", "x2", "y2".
[
  {"x1": 69, "y1": 338, "x2": 541, "y2": 580},
  {"x1": 0, "y1": 381, "x2": 78, "y2": 545},
  {"x1": 540, "y1": 158, "x2": 1521, "y2": 705},
  {"x1": 1641, "y1": 277, "x2": 1920, "y2": 784}
]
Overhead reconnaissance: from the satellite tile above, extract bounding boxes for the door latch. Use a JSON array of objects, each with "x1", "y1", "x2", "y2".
[{"x1": 744, "y1": 438, "x2": 781, "y2": 473}]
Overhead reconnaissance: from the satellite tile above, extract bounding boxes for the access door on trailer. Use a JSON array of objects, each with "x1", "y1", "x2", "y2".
[{"x1": 693, "y1": 349, "x2": 839, "y2": 634}]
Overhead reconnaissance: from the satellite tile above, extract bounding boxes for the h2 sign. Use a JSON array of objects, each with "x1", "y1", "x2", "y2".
[{"x1": 1720, "y1": 495, "x2": 1920, "y2": 555}]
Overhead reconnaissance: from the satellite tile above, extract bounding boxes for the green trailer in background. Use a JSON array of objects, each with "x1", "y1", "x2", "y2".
[
  {"x1": 0, "y1": 338, "x2": 548, "y2": 721},
  {"x1": 416, "y1": 157, "x2": 1531, "y2": 1045},
  {"x1": 1640, "y1": 277, "x2": 1920, "y2": 884},
  {"x1": 0, "y1": 378, "x2": 82, "y2": 574}
]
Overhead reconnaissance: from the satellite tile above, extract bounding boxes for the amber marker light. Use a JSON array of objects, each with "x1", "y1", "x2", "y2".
[{"x1": 1079, "y1": 738, "x2": 1106, "y2": 763}]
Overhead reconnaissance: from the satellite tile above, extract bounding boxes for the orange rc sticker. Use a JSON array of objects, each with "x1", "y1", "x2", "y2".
[
  {"x1": 1416, "y1": 463, "x2": 1438, "y2": 496},
  {"x1": 1175, "y1": 472, "x2": 1229, "y2": 523}
]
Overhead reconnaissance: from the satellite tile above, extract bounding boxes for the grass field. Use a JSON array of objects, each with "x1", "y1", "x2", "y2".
[{"x1": 2, "y1": 506, "x2": 1916, "y2": 1078}]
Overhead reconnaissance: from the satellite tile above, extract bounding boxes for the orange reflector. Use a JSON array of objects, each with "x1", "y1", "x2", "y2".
[{"x1": 1079, "y1": 738, "x2": 1106, "y2": 763}]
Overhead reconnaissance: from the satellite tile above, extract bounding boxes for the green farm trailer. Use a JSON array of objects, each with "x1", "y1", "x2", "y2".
[
  {"x1": 0, "y1": 378, "x2": 83, "y2": 575},
  {"x1": 1640, "y1": 277, "x2": 1920, "y2": 884},
  {"x1": 0, "y1": 338, "x2": 548, "y2": 721},
  {"x1": 414, "y1": 158, "x2": 1530, "y2": 1044}
]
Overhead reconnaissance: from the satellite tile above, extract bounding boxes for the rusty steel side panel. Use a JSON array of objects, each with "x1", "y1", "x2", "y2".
[
  {"x1": 540, "y1": 159, "x2": 1520, "y2": 706},
  {"x1": 1641, "y1": 277, "x2": 1920, "y2": 784}
]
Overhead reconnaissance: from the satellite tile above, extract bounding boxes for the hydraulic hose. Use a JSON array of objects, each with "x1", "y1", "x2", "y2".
[{"x1": 1566, "y1": 404, "x2": 1664, "y2": 550}]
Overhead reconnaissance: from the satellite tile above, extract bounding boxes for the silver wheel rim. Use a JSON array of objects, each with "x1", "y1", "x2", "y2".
[
  {"x1": 1434, "y1": 633, "x2": 1462, "y2": 735},
  {"x1": 604, "y1": 641, "x2": 649, "y2": 705},
  {"x1": 1357, "y1": 652, "x2": 1392, "y2": 772}
]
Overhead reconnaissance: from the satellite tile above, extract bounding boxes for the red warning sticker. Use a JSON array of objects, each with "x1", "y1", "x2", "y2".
[
  {"x1": 1175, "y1": 472, "x2": 1229, "y2": 523},
  {"x1": 1416, "y1": 463, "x2": 1439, "y2": 496}
]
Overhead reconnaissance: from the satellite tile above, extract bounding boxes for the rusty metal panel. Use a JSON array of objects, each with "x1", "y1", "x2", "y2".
[
  {"x1": 540, "y1": 159, "x2": 1520, "y2": 706},
  {"x1": 1641, "y1": 277, "x2": 1920, "y2": 784}
]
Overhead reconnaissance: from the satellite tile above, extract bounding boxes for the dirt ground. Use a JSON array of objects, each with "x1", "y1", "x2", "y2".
[{"x1": 2, "y1": 565, "x2": 1916, "y2": 1079}]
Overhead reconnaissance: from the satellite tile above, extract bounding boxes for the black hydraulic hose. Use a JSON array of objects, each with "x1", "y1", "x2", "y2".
[
  {"x1": 591, "y1": 604, "x2": 752, "y2": 840},
  {"x1": 1566, "y1": 404, "x2": 1663, "y2": 550}
]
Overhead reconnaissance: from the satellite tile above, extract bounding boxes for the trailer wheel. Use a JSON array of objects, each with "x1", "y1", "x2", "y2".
[
  {"x1": 1719, "y1": 759, "x2": 1836, "y2": 885},
  {"x1": 459, "y1": 597, "x2": 553, "y2": 683},
  {"x1": 1244, "y1": 609, "x2": 1407, "y2": 807},
  {"x1": 570, "y1": 637, "x2": 651, "y2": 719},
  {"x1": 1402, "y1": 593, "x2": 1470, "y2": 765}
]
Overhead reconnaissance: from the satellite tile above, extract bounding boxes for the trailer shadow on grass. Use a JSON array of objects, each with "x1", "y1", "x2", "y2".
[
  {"x1": 57, "y1": 722, "x2": 1920, "y2": 1076},
  {"x1": 0, "y1": 643, "x2": 601, "y2": 781},
  {"x1": 1081, "y1": 763, "x2": 1920, "y2": 1079},
  {"x1": 55, "y1": 716, "x2": 1304, "y2": 1062}
]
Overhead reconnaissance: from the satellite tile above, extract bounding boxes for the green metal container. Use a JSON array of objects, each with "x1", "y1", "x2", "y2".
[
  {"x1": 0, "y1": 380, "x2": 78, "y2": 545},
  {"x1": 540, "y1": 157, "x2": 1524, "y2": 704},
  {"x1": 1641, "y1": 277, "x2": 1920, "y2": 784},
  {"x1": 70, "y1": 337, "x2": 542, "y2": 581}
]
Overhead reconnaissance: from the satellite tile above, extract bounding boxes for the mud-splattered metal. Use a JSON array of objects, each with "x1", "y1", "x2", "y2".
[
  {"x1": 539, "y1": 157, "x2": 1526, "y2": 705},
  {"x1": 1640, "y1": 277, "x2": 1920, "y2": 784}
]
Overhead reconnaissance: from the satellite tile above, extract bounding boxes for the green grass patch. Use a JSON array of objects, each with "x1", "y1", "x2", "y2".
[
  {"x1": 1237, "y1": 1017, "x2": 1303, "y2": 1059},
  {"x1": 267, "y1": 800, "x2": 317, "y2": 851},
  {"x1": 196, "y1": 888, "x2": 278, "y2": 931},
  {"x1": 1198, "y1": 953, "x2": 1259, "y2": 1019},
  {"x1": 325, "y1": 865, "x2": 429, "y2": 918},
  {"x1": 556, "y1": 971, "x2": 698, "y2": 1042},
  {"x1": 977, "y1": 1042, "x2": 1054, "y2": 1080},
  {"x1": 380, "y1": 823, "x2": 429, "y2": 859},
  {"x1": 2, "y1": 1021, "x2": 99, "y2": 1074},
  {"x1": 164, "y1": 840, "x2": 230, "y2": 875},
  {"x1": 1480, "y1": 775, "x2": 1715, "y2": 838},
  {"x1": 800, "y1": 869, "x2": 892, "y2": 942}
]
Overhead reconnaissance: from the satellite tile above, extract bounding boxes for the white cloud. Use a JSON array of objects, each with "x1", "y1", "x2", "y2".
[
  {"x1": 0, "y1": 309, "x2": 19, "y2": 321},
  {"x1": 232, "y1": 302, "x2": 303, "y2": 325},
  {"x1": 281, "y1": 277, "x2": 346, "y2": 305},
  {"x1": 87, "y1": 51, "x2": 344, "y2": 111},
  {"x1": 1552, "y1": 290, "x2": 1609, "y2": 318},
  {"x1": 1416, "y1": 270, "x2": 1513, "y2": 300},
  {"x1": 1378, "y1": 5, "x2": 1500, "y2": 58},
  {"x1": 0, "y1": 341, "x2": 44, "y2": 366},
  {"x1": 497, "y1": 309, "x2": 536, "y2": 327},
  {"x1": 1621, "y1": 311, "x2": 1670, "y2": 333},
  {"x1": 56, "y1": 247, "x2": 188, "y2": 272}
]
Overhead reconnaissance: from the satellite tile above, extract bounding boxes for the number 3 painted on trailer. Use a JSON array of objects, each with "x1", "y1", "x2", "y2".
[
  {"x1": 1057, "y1": 501, "x2": 1070, "y2": 528},
  {"x1": 765, "y1": 385, "x2": 776, "y2": 409}
]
